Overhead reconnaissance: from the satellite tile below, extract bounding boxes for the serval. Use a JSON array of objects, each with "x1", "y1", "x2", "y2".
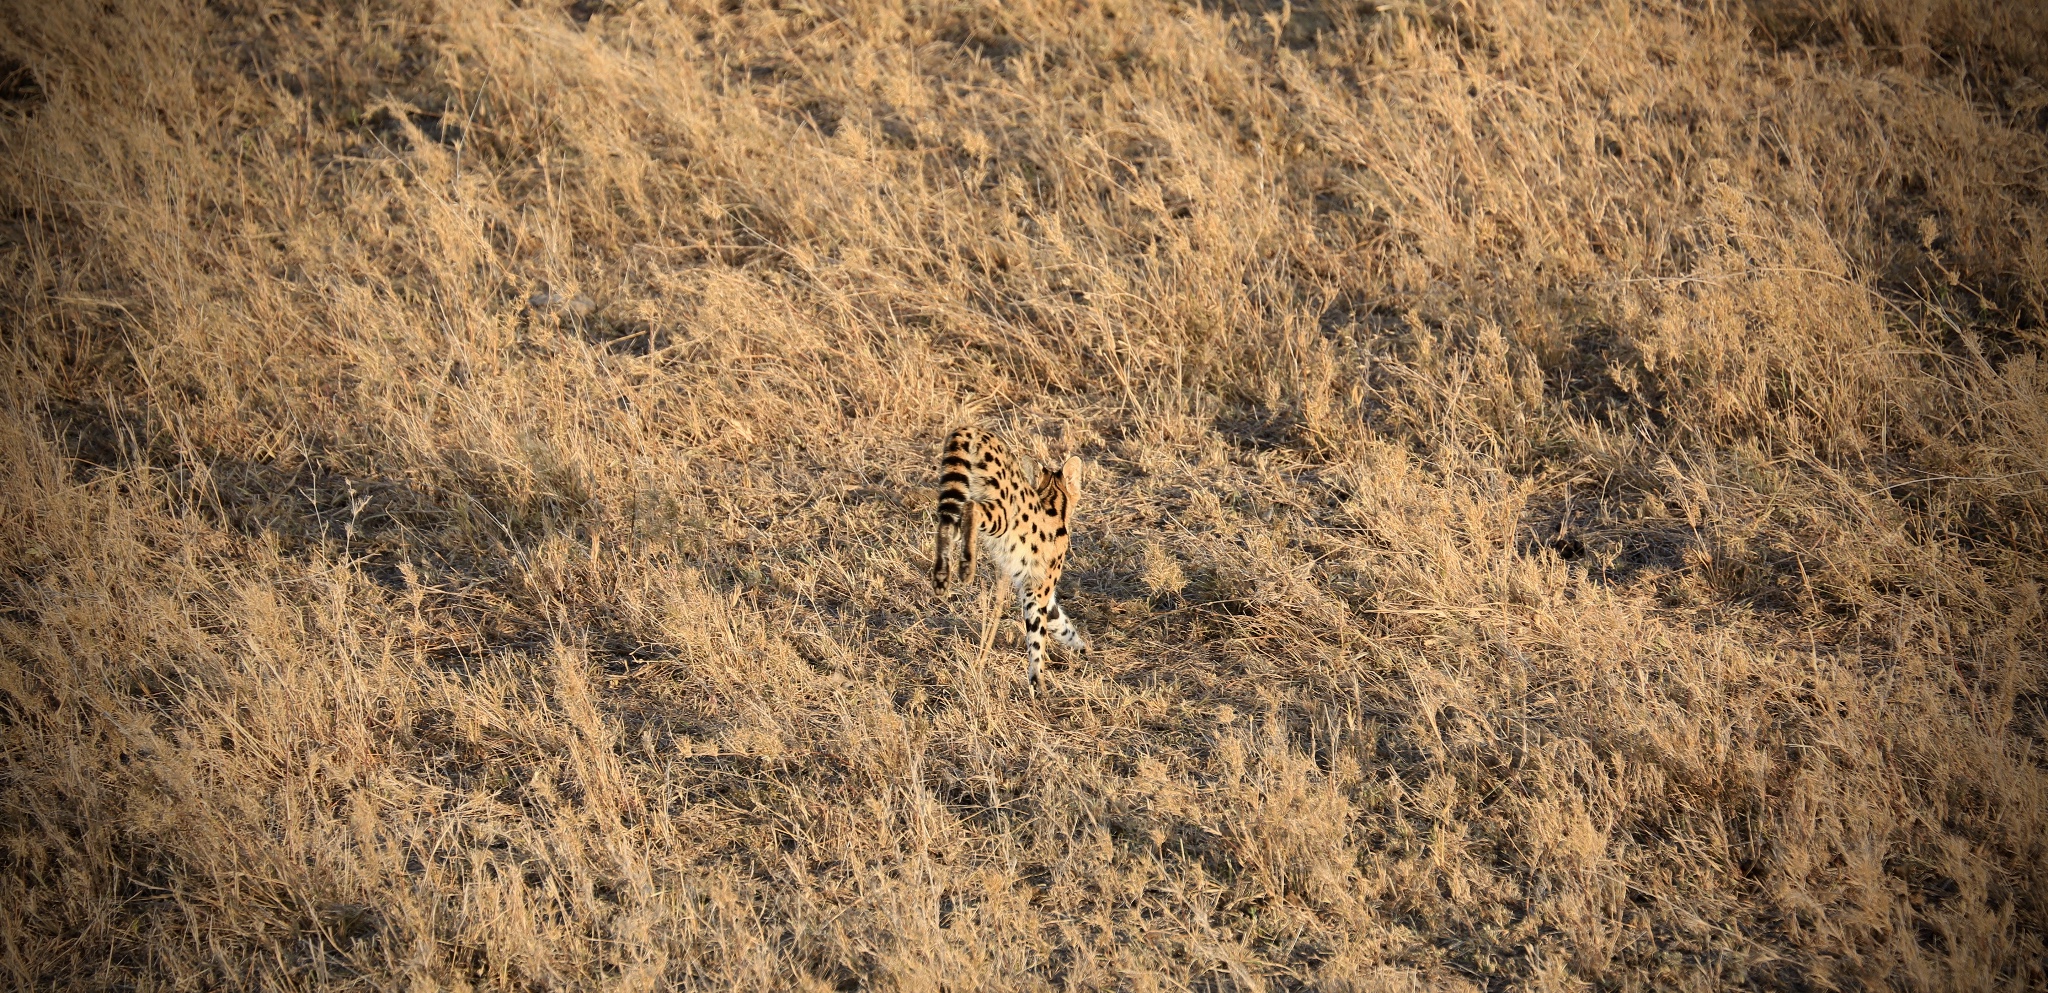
[{"x1": 931, "y1": 428, "x2": 1090, "y2": 690}]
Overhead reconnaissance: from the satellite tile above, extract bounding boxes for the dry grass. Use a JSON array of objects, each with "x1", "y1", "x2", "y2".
[{"x1": 4, "y1": 0, "x2": 2046, "y2": 988}]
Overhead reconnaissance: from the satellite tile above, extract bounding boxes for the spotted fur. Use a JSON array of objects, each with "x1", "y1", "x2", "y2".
[{"x1": 931, "y1": 427, "x2": 1089, "y2": 690}]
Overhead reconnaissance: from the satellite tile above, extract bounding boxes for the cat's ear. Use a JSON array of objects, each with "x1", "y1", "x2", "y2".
[{"x1": 1057, "y1": 455, "x2": 1081, "y2": 503}]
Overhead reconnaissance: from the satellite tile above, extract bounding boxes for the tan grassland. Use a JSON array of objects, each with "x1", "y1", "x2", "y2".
[{"x1": 3, "y1": 0, "x2": 2046, "y2": 988}]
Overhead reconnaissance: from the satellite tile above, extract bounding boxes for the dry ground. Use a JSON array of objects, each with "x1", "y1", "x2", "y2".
[{"x1": 3, "y1": 0, "x2": 2046, "y2": 989}]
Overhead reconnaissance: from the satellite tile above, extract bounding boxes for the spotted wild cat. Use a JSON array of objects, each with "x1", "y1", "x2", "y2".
[{"x1": 931, "y1": 428, "x2": 1090, "y2": 690}]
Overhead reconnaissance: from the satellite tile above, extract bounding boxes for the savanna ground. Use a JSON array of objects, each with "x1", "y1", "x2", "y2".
[{"x1": 4, "y1": 0, "x2": 2046, "y2": 989}]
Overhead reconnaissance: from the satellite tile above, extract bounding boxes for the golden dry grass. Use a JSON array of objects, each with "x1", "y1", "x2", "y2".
[{"x1": 3, "y1": 0, "x2": 2046, "y2": 988}]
